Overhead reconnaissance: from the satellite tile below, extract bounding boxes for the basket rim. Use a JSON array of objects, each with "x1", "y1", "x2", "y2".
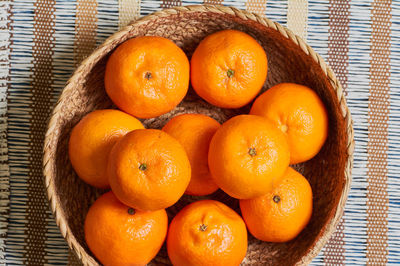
[{"x1": 42, "y1": 4, "x2": 354, "y2": 266}]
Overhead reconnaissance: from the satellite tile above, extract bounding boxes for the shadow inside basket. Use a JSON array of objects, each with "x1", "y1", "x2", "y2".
[{"x1": 52, "y1": 10, "x2": 348, "y2": 266}]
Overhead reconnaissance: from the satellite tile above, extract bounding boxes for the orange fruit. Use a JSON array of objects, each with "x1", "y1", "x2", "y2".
[
  {"x1": 208, "y1": 115, "x2": 290, "y2": 199},
  {"x1": 68, "y1": 109, "x2": 144, "y2": 188},
  {"x1": 104, "y1": 36, "x2": 190, "y2": 119},
  {"x1": 162, "y1": 114, "x2": 220, "y2": 196},
  {"x1": 84, "y1": 191, "x2": 168, "y2": 266},
  {"x1": 240, "y1": 167, "x2": 313, "y2": 242},
  {"x1": 191, "y1": 29, "x2": 268, "y2": 108},
  {"x1": 107, "y1": 129, "x2": 191, "y2": 211},
  {"x1": 250, "y1": 83, "x2": 328, "y2": 164},
  {"x1": 167, "y1": 200, "x2": 247, "y2": 266}
]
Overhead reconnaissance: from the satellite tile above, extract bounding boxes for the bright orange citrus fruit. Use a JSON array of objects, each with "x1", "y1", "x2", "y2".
[
  {"x1": 105, "y1": 36, "x2": 190, "y2": 118},
  {"x1": 167, "y1": 200, "x2": 248, "y2": 266},
  {"x1": 240, "y1": 167, "x2": 313, "y2": 242},
  {"x1": 69, "y1": 109, "x2": 143, "y2": 188},
  {"x1": 250, "y1": 83, "x2": 328, "y2": 164},
  {"x1": 107, "y1": 129, "x2": 191, "y2": 211},
  {"x1": 162, "y1": 114, "x2": 220, "y2": 196},
  {"x1": 191, "y1": 29, "x2": 268, "y2": 108},
  {"x1": 84, "y1": 191, "x2": 168, "y2": 266},
  {"x1": 208, "y1": 115, "x2": 290, "y2": 199}
]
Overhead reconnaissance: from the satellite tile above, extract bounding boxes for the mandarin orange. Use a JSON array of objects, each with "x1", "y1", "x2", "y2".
[
  {"x1": 84, "y1": 192, "x2": 168, "y2": 266},
  {"x1": 240, "y1": 167, "x2": 313, "y2": 242},
  {"x1": 105, "y1": 36, "x2": 189, "y2": 118},
  {"x1": 250, "y1": 83, "x2": 328, "y2": 164},
  {"x1": 208, "y1": 115, "x2": 290, "y2": 199},
  {"x1": 162, "y1": 114, "x2": 220, "y2": 196},
  {"x1": 69, "y1": 109, "x2": 143, "y2": 188},
  {"x1": 167, "y1": 200, "x2": 247, "y2": 266},
  {"x1": 107, "y1": 129, "x2": 191, "y2": 211},
  {"x1": 191, "y1": 30, "x2": 268, "y2": 108}
]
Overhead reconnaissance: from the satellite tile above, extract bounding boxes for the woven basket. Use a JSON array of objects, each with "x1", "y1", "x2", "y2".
[{"x1": 43, "y1": 5, "x2": 354, "y2": 266}]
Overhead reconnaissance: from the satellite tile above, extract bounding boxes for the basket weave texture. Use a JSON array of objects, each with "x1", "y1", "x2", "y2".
[{"x1": 43, "y1": 5, "x2": 354, "y2": 266}]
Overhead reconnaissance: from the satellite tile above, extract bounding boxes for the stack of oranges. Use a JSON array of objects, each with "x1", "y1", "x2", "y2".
[{"x1": 69, "y1": 29, "x2": 328, "y2": 266}]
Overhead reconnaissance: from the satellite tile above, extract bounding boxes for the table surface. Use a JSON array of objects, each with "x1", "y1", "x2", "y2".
[{"x1": 0, "y1": 0, "x2": 399, "y2": 265}]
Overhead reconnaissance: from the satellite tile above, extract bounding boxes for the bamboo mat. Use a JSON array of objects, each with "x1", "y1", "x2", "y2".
[{"x1": 1, "y1": 0, "x2": 399, "y2": 265}]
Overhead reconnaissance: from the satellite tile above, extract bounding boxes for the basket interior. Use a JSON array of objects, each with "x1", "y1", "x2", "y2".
[{"x1": 49, "y1": 10, "x2": 348, "y2": 265}]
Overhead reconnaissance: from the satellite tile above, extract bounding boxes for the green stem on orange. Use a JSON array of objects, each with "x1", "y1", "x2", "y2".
[
  {"x1": 273, "y1": 195, "x2": 281, "y2": 203},
  {"x1": 199, "y1": 224, "x2": 208, "y2": 232},
  {"x1": 139, "y1": 163, "x2": 147, "y2": 171},
  {"x1": 248, "y1": 147, "x2": 257, "y2": 157},
  {"x1": 227, "y1": 69, "x2": 235, "y2": 78},
  {"x1": 145, "y1": 72, "x2": 152, "y2": 80}
]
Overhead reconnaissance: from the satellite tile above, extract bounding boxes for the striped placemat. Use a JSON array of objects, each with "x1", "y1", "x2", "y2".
[{"x1": 1, "y1": 0, "x2": 399, "y2": 265}]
